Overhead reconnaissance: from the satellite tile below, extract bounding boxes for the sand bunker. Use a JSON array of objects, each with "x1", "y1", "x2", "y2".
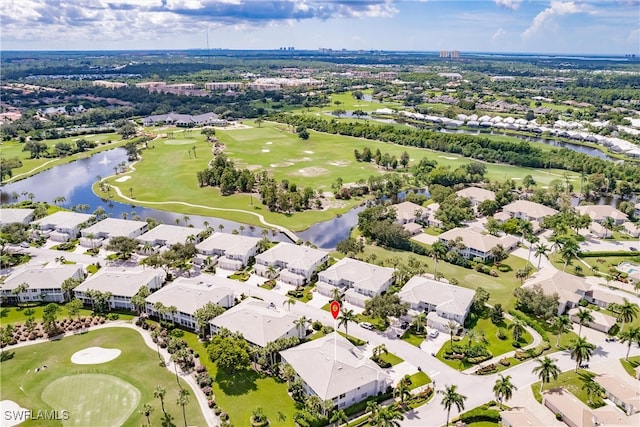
[
  {"x1": 115, "y1": 176, "x2": 131, "y2": 183},
  {"x1": 1, "y1": 401, "x2": 29, "y2": 427},
  {"x1": 261, "y1": 149, "x2": 270, "y2": 152},
  {"x1": 270, "y1": 162, "x2": 294, "y2": 167},
  {"x1": 71, "y1": 347, "x2": 121, "y2": 365},
  {"x1": 438, "y1": 156, "x2": 459, "y2": 160},
  {"x1": 265, "y1": 141, "x2": 273, "y2": 145},
  {"x1": 327, "y1": 160, "x2": 350, "y2": 167},
  {"x1": 293, "y1": 167, "x2": 330, "y2": 177},
  {"x1": 286, "y1": 157, "x2": 312, "y2": 162},
  {"x1": 304, "y1": 150, "x2": 314, "y2": 154}
]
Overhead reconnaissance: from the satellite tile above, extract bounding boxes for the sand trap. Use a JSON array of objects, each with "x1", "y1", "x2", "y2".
[
  {"x1": 1, "y1": 400, "x2": 29, "y2": 427},
  {"x1": 265, "y1": 141, "x2": 273, "y2": 145},
  {"x1": 328, "y1": 160, "x2": 350, "y2": 167},
  {"x1": 304, "y1": 150, "x2": 314, "y2": 154},
  {"x1": 71, "y1": 347, "x2": 121, "y2": 365},
  {"x1": 438, "y1": 156, "x2": 459, "y2": 160},
  {"x1": 294, "y1": 167, "x2": 330, "y2": 177},
  {"x1": 261, "y1": 149, "x2": 270, "y2": 152},
  {"x1": 115, "y1": 176, "x2": 131, "y2": 183},
  {"x1": 286, "y1": 157, "x2": 312, "y2": 162},
  {"x1": 270, "y1": 162, "x2": 294, "y2": 167}
]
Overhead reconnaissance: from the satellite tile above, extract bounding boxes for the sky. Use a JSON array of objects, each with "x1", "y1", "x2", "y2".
[{"x1": 0, "y1": 0, "x2": 638, "y2": 54}]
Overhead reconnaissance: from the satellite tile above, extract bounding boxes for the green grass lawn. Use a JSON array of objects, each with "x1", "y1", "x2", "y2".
[
  {"x1": 531, "y1": 369, "x2": 604, "y2": 409},
  {"x1": 435, "y1": 317, "x2": 533, "y2": 370},
  {"x1": 361, "y1": 245, "x2": 532, "y2": 311},
  {"x1": 0, "y1": 304, "x2": 135, "y2": 326},
  {"x1": 378, "y1": 351, "x2": 404, "y2": 367},
  {"x1": 407, "y1": 371, "x2": 431, "y2": 389},
  {"x1": 0, "y1": 327, "x2": 206, "y2": 427},
  {"x1": 620, "y1": 355, "x2": 640, "y2": 378},
  {"x1": 400, "y1": 330, "x2": 425, "y2": 347},
  {"x1": 101, "y1": 121, "x2": 586, "y2": 231},
  {"x1": 182, "y1": 332, "x2": 298, "y2": 427}
]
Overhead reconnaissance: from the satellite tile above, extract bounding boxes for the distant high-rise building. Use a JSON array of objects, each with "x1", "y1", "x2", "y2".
[{"x1": 440, "y1": 50, "x2": 461, "y2": 59}]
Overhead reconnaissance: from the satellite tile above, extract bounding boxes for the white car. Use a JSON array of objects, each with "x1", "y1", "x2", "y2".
[
  {"x1": 360, "y1": 322, "x2": 374, "y2": 330},
  {"x1": 429, "y1": 329, "x2": 439, "y2": 338}
]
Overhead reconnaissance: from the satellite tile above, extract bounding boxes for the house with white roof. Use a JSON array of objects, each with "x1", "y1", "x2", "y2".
[
  {"x1": 0, "y1": 208, "x2": 35, "y2": 226},
  {"x1": 392, "y1": 201, "x2": 427, "y2": 224},
  {"x1": 316, "y1": 258, "x2": 394, "y2": 307},
  {"x1": 593, "y1": 374, "x2": 640, "y2": 415},
  {"x1": 74, "y1": 268, "x2": 166, "y2": 311},
  {"x1": 542, "y1": 388, "x2": 595, "y2": 427},
  {"x1": 1, "y1": 265, "x2": 84, "y2": 304},
  {"x1": 621, "y1": 221, "x2": 640, "y2": 238},
  {"x1": 568, "y1": 308, "x2": 616, "y2": 333},
  {"x1": 576, "y1": 205, "x2": 628, "y2": 225},
  {"x1": 583, "y1": 288, "x2": 625, "y2": 309},
  {"x1": 32, "y1": 211, "x2": 93, "y2": 241},
  {"x1": 145, "y1": 276, "x2": 236, "y2": 331},
  {"x1": 502, "y1": 200, "x2": 558, "y2": 222},
  {"x1": 254, "y1": 242, "x2": 329, "y2": 286},
  {"x1": 522, "y1": 270, "x2": 590, "y2": 315},
  {"x1": 455, "y1": 187, "x2": 496, "y2": 208},
  {"x1": 196, "y1": 233, "x2": 261, "y2": 271},
  {"x1": 137, "y1": 224, "x2": 204, "y2": 253},
  {"x1": 500, "y1": 408, "x2": 545, "y2": 427},
  {"x1": 280, "y1": 333, "x2": 390, "y2": 408},
  {"x1": 209, "y1": 298, "x2": 303, "y2": 347},
  {"x1": 589, "y1": 221, "x2": 612, "y2": 239},
  {"x1": 398, "y1": 276, "x2": 475, "y2": 329},
  {"x1": 80, "y1": 218, "x2": 148, "y2": 248},
  {"x1": 438, "y1": 227, "x2": 519, "y2": 261}
]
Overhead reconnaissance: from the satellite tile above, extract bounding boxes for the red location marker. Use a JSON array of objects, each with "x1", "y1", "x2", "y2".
[{"x1": 330, "y1": 301, "x2": 341, "y2": 320}]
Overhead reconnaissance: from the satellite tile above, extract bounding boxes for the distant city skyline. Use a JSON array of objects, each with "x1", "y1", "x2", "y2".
[{"x1": 1, "y1": 0, "x2": 638, "y2": 54}]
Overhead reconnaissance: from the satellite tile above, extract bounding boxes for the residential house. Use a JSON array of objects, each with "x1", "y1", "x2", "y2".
[
  {"x1": 316, "y1": 258, "x2": 394, "y2": 307},
  {"x1": 196, "y1": 233, "x2": 261, "y2": 271},
  {"x1": 576, "y1": 205, "x2": 628, "y2": 225},
  {"x1": 438, "y1": 227, "x2": 519, "y2": 262},
  {"x1": 589, "y1": 222, "x2": 612, "y2": 239},
  {"x1": 254, "y1": 242, "x2": 328, "y2": 286},
  {"x1": 0, "y1": 208, "x2": 35, "y2": 226},
  {"x1": 542, "y1": 388, "x2": 596, "y2": 427},
  {"x1": 209, "y1": 298, "x2": 303, "y2": 347},
  {"x1": 522, "y1": 270, "x2": 590, "y2": 315},
  {"x1": 635, "y1": 203, "x2": 640, "y2": 218},
  {"x1": 455, "y1": 187, "x2": 496, "y2": 208},
  {"x1": 583, "y1": 288, "x2": 625, "y2": 309},
  {"x1": 621, "y1": 222, "x2": 640, "y2": 238},
  {"x1": 502, "y1": 200, "x2": 558, "y2": 222},
  {"x1": 32, "y1": 211, "x2": 93, "y2": 241},
  {"x1": 280, "y1": 333, "x2": 390, "y2": 408},
  {"x1": 74, "y1": 268, "x2": 166, "y2": 311},
  {"x1": 568, "y1": 308, "x2": 617, "y2": 334},
  {"x1": 1, "y1": 265, "x2": 84, "y2": 304},
  {"x1": 403, "y1": 222, "x2": 423, "y2": 236},
  {"x1": 392, "y1": 201, "x2": 427, "y2": 224},
  {"x1": 137, "y1": 224, "x2": 204, "y2": 252},
  {"x1": 593, "y1": 374, "x2": 640, "y2": 415},
  {"x1": 398, "y1": 276, "x2": 475, "y2": 331},
  {"x1": 499, "y1": 408, "x2": 545, "y2": 427},
  {"x1": 142, "y1": 112, "x2": 226, "y2": 127},
  {"x1": 80, "y1": 218, "x2": 148, "y2": 248},
  {"x1": 145, "y1": 276, "x2": 236, "y2": 331}
]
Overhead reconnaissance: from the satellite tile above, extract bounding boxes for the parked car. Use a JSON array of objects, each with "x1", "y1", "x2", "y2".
[
  {"x1": 429, "y1": 329, "x2": 439, "y2": 338},
  {"x1": 361, "y1": 322, "x2": 374, "y2": 330},
  {"x1": 630, "y1": 247, "x2": 637, "y2": 251},
  {"x1": 400, "y1": 321, "x2": 410, "y2": 330}
]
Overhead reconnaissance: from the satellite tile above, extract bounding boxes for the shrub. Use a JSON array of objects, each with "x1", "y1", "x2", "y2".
[
  {"x1": 214, "y1": 407, "x2": 222, "y2": 416},
  {"x1": 208, "y1": 399, "x2": 216, "y2": 408},
  {"x1": 497, "y1": 264, "x2": 511, "y2": 272},
  {"x1": 459, "y1": 407, "x2": 501, "y2": 423},
  {"x1": 489, "y1": 270, "x2": 499, "y2": 277},
  {"x1": 476, "y1": 364, "x2": 498, "y2": 375},
  {"x1": 202, "y1": 386, "x2": 212, "y2": 396},
  {"x1": 312, "y1": 320, "x2": 323, "y2": 331},
  {"x1": 196, "y1": 365, "x2": 207, "y2": 373},
  {"x1": 467, "y1": 354, "x2": 492, "y2": 364},
  {"x1": 499, "y1": 358, "x2": 510, "y2": 366},
  {"x1": 497, "y1": 328, "x2": 507, "y2": 340},
  {"x1": 578, "y1": 298, "x2": 589, "y2": 307}
]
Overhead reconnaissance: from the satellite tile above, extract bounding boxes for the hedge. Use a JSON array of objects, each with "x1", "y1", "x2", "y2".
[
  {"x1": 458, "y1": 407, "x2": 501, "y2": 424},
  {"x1": 509, "y1": 310, "x2": 550, "y2": 343},
  {"x1": 579, "y1": 251, "x2": 639, "y2": 257}
]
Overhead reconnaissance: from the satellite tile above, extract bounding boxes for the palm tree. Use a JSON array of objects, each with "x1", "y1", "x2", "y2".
[
  {"x1": 294, "y1": 316, "x2": 309, "y2": 337},
  {"x1": 139, "y1": 403, "x2": 154, "y2": 426},
  {"x1": 508, "y1": 319, "x2": 527, "y2": 343},
  {"x1": 154, "y1": 385, "x2": 167, "y2": 416},
  {"x1": 446, "y1": 320, "x2": 458, "y2": 346},
  {"x1": 338, "y1": 308, "x2": 356, "y2": 339},
  {"x1": 305, "y1": 395, "x2": 322, "y2": 415},
  {"x1": 370, "y1": 405, "x2": 404, "y2": 426},
  {"x1": 431, "y1": 241, "x2": 448, "y2": 280},
  {"x1": 11, "y1": 282, "x2": 29, "y2": 303},
  {"x1": 218, "y1": 224, "x2": 224, "y2": 233},
  {"x1": 412, "y1": 312, "x2": 427, "y2": 334},
  {"x1": 176, "y1": 388, "x2": 190, "y2": 427},
  {"x1": 532, "y1": 357, "x2": 560, "y2": 393},
  {"x1": 493, "y1": 374, "x2": 517, "y2": 404},
  {"x1": 515, "y1": 268, "x2": 528, "y2": 285},
  {"x1": 439, "y1": 384, "x2": 466, "y2": 427},
  {"x1": 372, "y1": 343, "x2": 388, "y2": 359},
  {"x1": 576, "y1": 308, "x2": 594, "y2": 337},
  {"x1": 616, "y1": 298, "x2": 639, "y2": 331},
  {"x1": 283, "y1": 296, "x2": 296, "y2": 311},
  {"x1": 535, "y1": 243, "x2": 550, "y2": 270},
  {"x1": 553, "y1": 315, "x2": 572, "y2": 347},
  {"x1": 619, "y1": 326, "x2": 640, "y2": 361},
  {"x1": 394, "y1": 379, "x2": 411, "y2": 405},
  {"x1": 330, "y1": 409, "x2": 348, "y2": 427},
  {"x1": 281, "y1": 363, "x2": 296, "y2": 387},
  {"x1": 581, "y1": 375, "x2": 604, "y2": 406},
  {"x1": 265, "y1": 264, "x2": 277, "y2": 278},
  {"x1": 330, "y1": 287, "x2": 344, "y2": 304},
  {"x1": 570, "y1": 336, "x2": 595, "y2": 372},
  {"x1": 559, "y1": 238, "x2": 580, "y2": 272}
]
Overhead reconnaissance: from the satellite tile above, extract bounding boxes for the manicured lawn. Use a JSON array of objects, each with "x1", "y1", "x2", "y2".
[
  {"x1": 378, "y1": 351, "x2": 404, "y2": 367},
  {"x1": 435, "y1": 317, "x2": 533, "y2": 370},
  {"x1": 620, "y1": 356, "x2": 640, "y2": 378},
  {"x1": 400, "y1": 330, "x2": 425, "y2": 347},
  {"x1": 0, "y1": 327, "x2": 206, "y2": 427},
  {"x1": 531, "y1": 369, "x2": 604, "y2": 409},
  {"x1": 182, "y1": 333, "x2": 298, "y2": 427},
  {"x1": 360, "y1": 245, "x2": 533, "y2": 311},
  {"x1": 0, "y1": 304, "x2": 135, "y2": 326},
  {"x1": 407, "y1": 371, "x2": 431, "y2": 389}
]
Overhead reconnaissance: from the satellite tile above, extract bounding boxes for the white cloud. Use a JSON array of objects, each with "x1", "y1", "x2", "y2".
[
  {"x1": 628, "y1": 28, "x2": 640, "y2": 43},
  {"x1": 495, "y1": 0, "x2": 523, "y2": 10},
  {"x1": 492, "y1": 28, "x2": 506, "y2": 40},
  {"x1": 522, "y1": 1, "x2": 585, "y2": 38}
]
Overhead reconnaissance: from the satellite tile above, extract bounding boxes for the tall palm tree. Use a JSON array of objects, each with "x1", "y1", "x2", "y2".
[
  {"x1": 294, "y1": 316, "x2": 310, "y2": 337},
  {"x1": 534, "y1": 243, "x2": 550, "y2": 270},
  {"x1": 331, "y1": 287, "x2": 344, "y2": 304},
  {"x1": 283, "y1": 296, "x2": 296, "y2": 311},
  {"x1": 338, "y1": 308, "x2": 356, "y2": 339},
  {"x1": 581, "y1": 375, "x2": 604, "y2": 406},
  {"x1": 370, "y1": 405, "x2": 404, "y2": 427},
  {"x1": 493, "y1": 374, "x2": 517, "y2": 404},
  {"x1": 394, "y1": 379, "x2": 411, "y2": 405},
  {"x1": 412, "y1": 312, "x2": 427, "y2": 334},
  {"x1": 372, "y1": 343, "x2": 388, "y2": 359},
  {"x1": 532, "y1": 357, "x2": 560, "y2": 393},
  {"x1": 12, "y1": 282, "x2": 30, "y2": 303},
  {"x1": 153, "y1": 385, "x2": 167, "y2": 416},
  {"x1": 559, "y1": 238, "x2": 580, "y2": 272},
  {"x1": 446, "y1": 320, "x2": 458, "y2": 346},
  {"x1": 553, "y1": 315, "x2": 572, "y2": 347},
  {"x1": 431, "y1": 241, "x2": 448, "y2": 280},
  {"x1": 439, "y1": 384, "x2": 467, "y2": 427},
  {"x1": 139, "y1": 403, "x2": 154, "y2": 427},
  {"x1": 330, "y1": 409, "x2": 348, "y2": 427},
  {"x1": 615, "y1": 298, "x2": 639, "y2": 331},
  {"x1": 176, "y1": 388, "x2": 190, "y2": 427},
  {"x1": 508, "y1": 319, "x2": 527, "y2": 343},
  {"x1": 570, "y1": 336, "x2": 595, "y2": 372},
  {"x1": 576, "y1": 308, "x2": 594, "y2": 337},
  {"x1": 619, "y1": 326, "x2": 640, "y2": 361}
]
